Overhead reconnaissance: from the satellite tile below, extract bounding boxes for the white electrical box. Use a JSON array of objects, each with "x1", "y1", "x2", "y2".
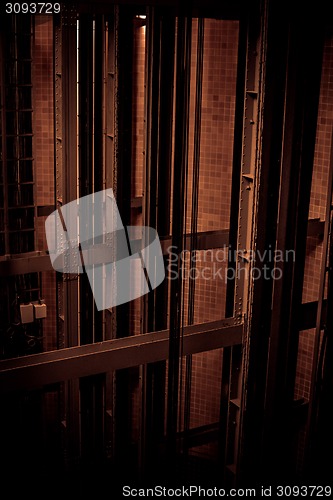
[
  {"x1": 34, "y1": 303, "x2": 47, "y2": 319},
  {"x1": 20, "y1": 304, "x2": 34, "y2": 324}
]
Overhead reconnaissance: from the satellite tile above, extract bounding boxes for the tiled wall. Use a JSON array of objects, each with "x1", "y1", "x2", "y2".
[
  {"x1": 294, "y1": 35, "x2": 333, "y2": 476},
  {"x1": 185, "y1": 17, "x2": 238, "y2": 321},
  {"x1": 196, "y1": 20, "x2": 238, "y2": 234},
  {"x1": 34, "y1": 17, "x2": 57, "y2": 351},
  {"x1": 308, "y1": 35, "x2": 333, "y2": 223},
  {"x1": 130, "y1": 21, "x2": 146, "y2": 338},
  {"x1": 34, "y1": 17, "x2": 54, "y2": 230},
  {"x1": 131, "y1": 21, "x2": 145, "y2": 202},
  {"x1": 295, "y1": 35, "x2": 333, "y2": 402},
  {"x1": 184, "y1": 20, "x2": 238, "y2": 457}
]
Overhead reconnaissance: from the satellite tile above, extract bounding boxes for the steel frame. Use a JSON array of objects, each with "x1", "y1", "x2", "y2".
[
  {"x1": 1, "y1": 0, "x2": 330, "y2": 487},
  {"x1": 0, "y1": 222, "x2": 322, "y2": 277},
  {"x1": 239, "y1": 2, "x2": 325, "y2": 485},
  {"x1": 0, "y1": 318, "x2": 243, "y2": 392}
]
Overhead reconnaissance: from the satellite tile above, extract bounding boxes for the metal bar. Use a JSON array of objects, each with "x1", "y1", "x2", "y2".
[
  {"x1": 225, "y1": 12, "x2": 248, "y2": 319},
  {"x1": 306, "y1": 127, "x2": 333, "y2": 475},
  {"x1": 61, "y1": 5, "x2": 79, "y2": 349},
  {"x1": 60, "y1": 3, "x2": 80, "y2": 469},
  {"x1": 313, "y1": 217, "x2": 333, "y2": 479},
  {"x1": 0, "y1": 229, "x2": 228, "y2": 276},
  {"x1": 78, "y1": 14, "x2": 105, "y2": 462},
  {"x1": 1, "y1": 221, "x2": 321, "y2": 277},
  {"x1": 241, "y1": 3, "x2": 324, "y2": 485},
  {"x1": 103, "y1": 9, "x2": 116, "y2": 466},
  {"x1": 113, "y1": 4, "x2": 135, "y2": 474},
  {"x1": 140, "y1": 6, "x2": 163, "y2": 479},
  {"x1": 78, "y1": 14, "x2": 95, "y2": 345},
  {"x1": 0, "y1": 252, "x2": 53, "y2": 275},
  {"x1": 218, "y1": 10, "x2": 248, "y2": 480},
  {"x1": 262, "y1": 8, "x2": 324, "y2": 481},
  {"x1": 0, "y1": 25, "x2": 9, "y2": 256},
  {"x1": 93, "y1": 15, "x2": 105, "y2": 343},
  {"x1": 239, "y1": 0, "x2": 287, "y2": 483},
  {"x1": 144, "y1": 10, "x2": 176, "y2": 482},
  {"x1": 309, "y1": 144, "x2": 333, "y2": 389},
  {"x1": 184, "y1": 16, "x2": 205, "y2": 450},
  {"x1": 223, "y1": 3, "x2": 263, "y2": 483},
  {"x1": 156, "y1": 13, "x2": 175, "y2": 242},
  {"x1": 104, "y1": 12, "x2": 115, "y2": 196},
  {"x1": 94, "y1": 15, "x2": 104, "y2": 195},
  {"x1": 0, "y1": 319, "x2": 243, "y2": 392},
  {"x1": 167, "y1": 13, "x2": 192, "y2": 456}
]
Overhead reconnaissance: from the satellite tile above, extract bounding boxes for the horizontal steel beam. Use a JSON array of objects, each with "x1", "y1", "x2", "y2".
[
  {"x1": 0, "y1": 220, "x2": 322, "y2": 277},
  {"x1": 0, "y1": 230, "x2": 229, "y2": 276},
  {"x1": 0, "y1": 252, "x2": 53, "y2": 276},
  {"x1": 0, "y1": 318, "x2": 243, "y2": 393},
  {"x1": 160, "y1": 229, "x2": 229, "y2": 254}
]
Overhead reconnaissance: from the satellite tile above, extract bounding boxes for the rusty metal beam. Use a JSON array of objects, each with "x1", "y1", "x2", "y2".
[
  {"x1": 1, "y1": 222, "x2": 322, "y2": 277},
  {"x1": 0, "y1": 318, "x2": 243, "y2": 393},
  {"x1": 241, "y1": 2, "x2": 325, "y2": 485},
  {"x1": 0, "y1": 252, "x2": 53, "y2": 276}
]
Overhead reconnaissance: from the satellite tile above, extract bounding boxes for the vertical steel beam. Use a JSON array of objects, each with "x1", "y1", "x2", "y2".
[
  {"x1": 113, "y1": 5, "x2": 135, "y2": 481},
  {"x1": 219, "y1": 8, "x2": 249, "y2": 481},
  {"x1": 140, "y1": 9, "x2": 176, "y2": 482},
  {"x1": 104, "y1": 9, "x2": 117, "y2": 467},
  {"x1": 239, "y1": 0, "x2": 289, "y2": 485},
  {"x1": 307, "y1": 128, "x2": 333, "y2": 480},
  {"x1": 78, "y1": 14, "x2": 111, "y2": 470},
  {"x1": 93, "y1": 15, "x2": 105, "y2": 344},
  {"x1": 56, "y1": 3, "x2": 80, "y2": 471},
  {"x1": 78, "y1": 14, "x2": 94, "y2": 346},
  {"x1": 183, "y1": 17, "x2": 204, "y2": 455},
  {"x1": 261, "y1": 9, "x2": 323, "y2": 484},
  {"x1": 61, "y1": 5, "x2": 79, "y2": 349},
  {"x1": 140, "y1": 6, "x2": 160, "y2": 478},
  {"x1": 166, "y1": 14, "x2": 192, "y2": 467},
  {"x1": 0, "y1": 23, "x2": 9, "y2": 256},
  {"x1": 240, "y1": 1, "x2": 324, "y2": 486}
]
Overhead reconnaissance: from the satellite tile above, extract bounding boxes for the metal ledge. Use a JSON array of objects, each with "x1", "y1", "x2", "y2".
[
  {"x1": 0, "y1": 220, "x2": 322, "y2": 277},
  {"x1": 0, "y1": 318, "x2": 243, "y2": 393},
  {"x1": 0, "y1": 251, "x2": 53, "y2": 276}
]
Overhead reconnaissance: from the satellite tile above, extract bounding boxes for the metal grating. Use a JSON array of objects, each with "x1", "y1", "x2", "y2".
[{"x1": 0, "y1": 15, "x2": 35, "y2": 256}]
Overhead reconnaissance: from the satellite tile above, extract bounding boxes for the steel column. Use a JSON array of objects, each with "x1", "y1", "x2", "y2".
[
  {"x1": 166, "y1": 14, "x2": 192, "y2": 464},
  {"x1": 240, "y1": 2, "x2": 324, "y2": 486},
  {"x1": 57, "y1": 4, "x2": 80, "y2": 470},
  {"x1": 113, "y1": 5, "x2": 135, "y2": 480}
]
